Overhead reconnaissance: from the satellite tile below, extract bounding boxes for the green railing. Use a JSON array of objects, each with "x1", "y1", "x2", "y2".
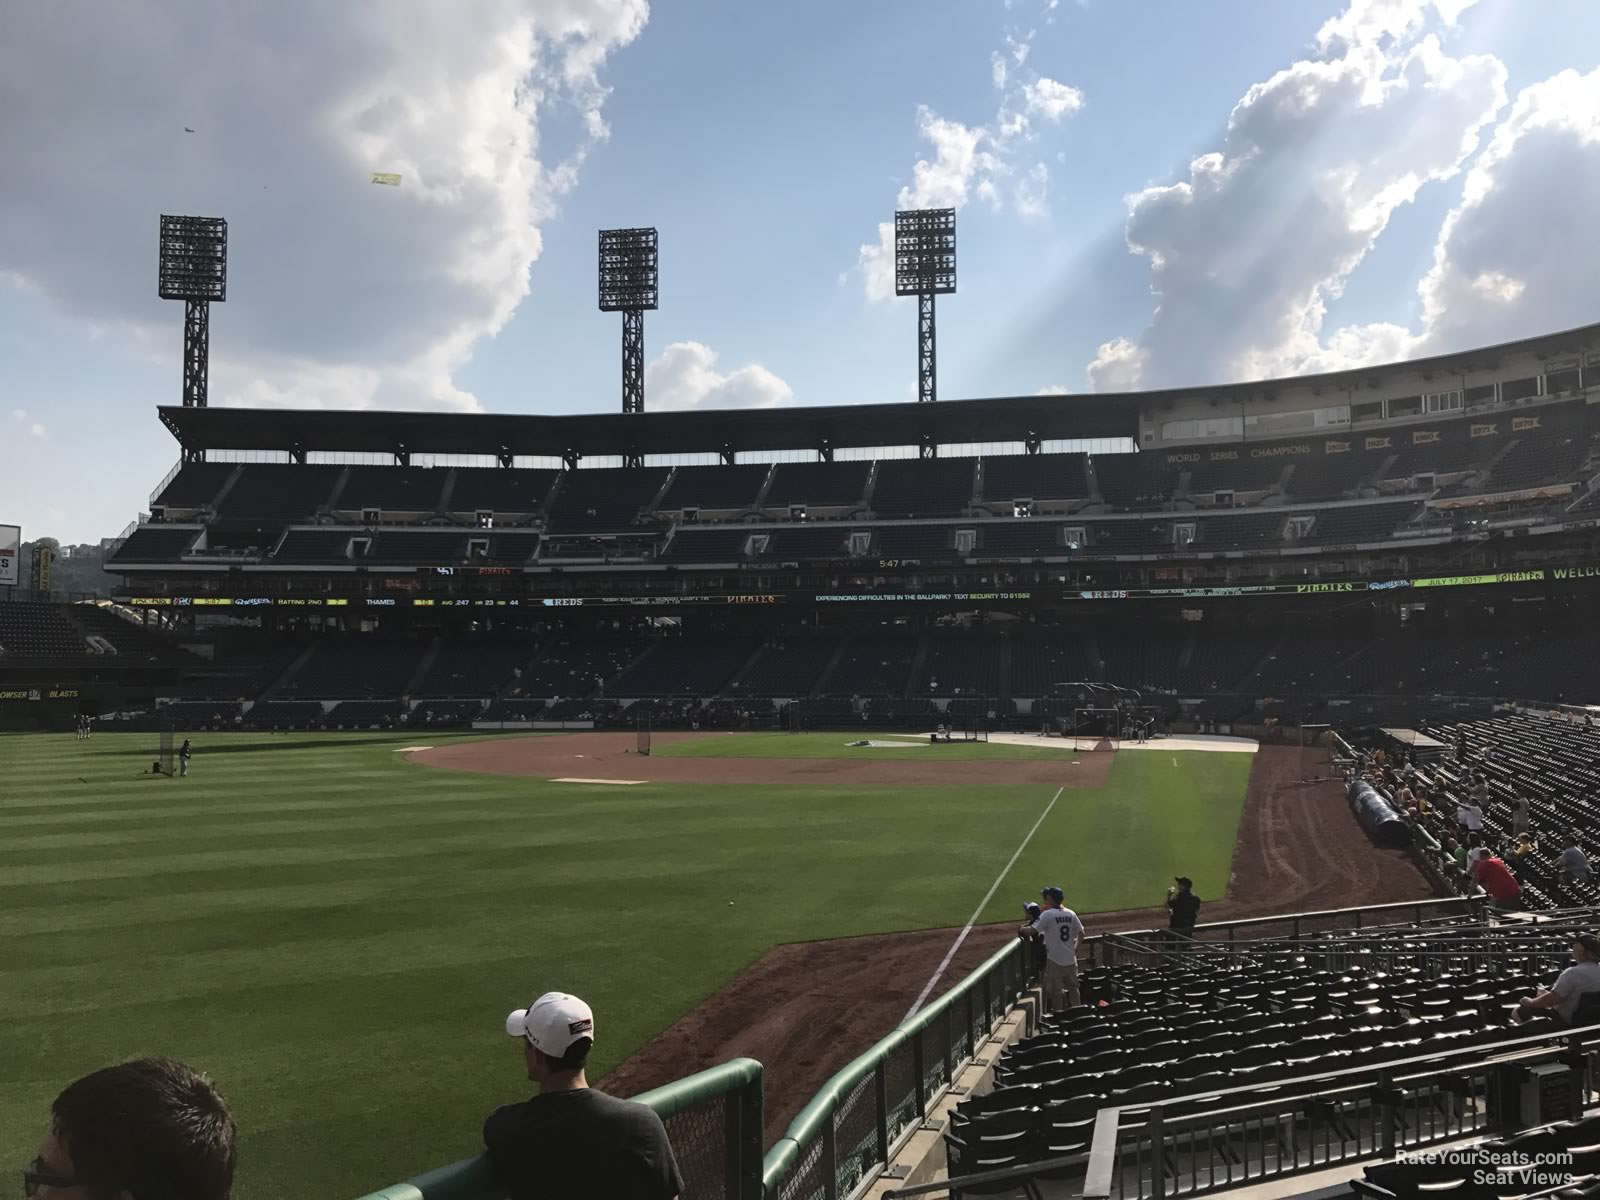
[
  {"x1": 348, "y1": 932, "x2": 1033, "y2": 1200},
  {"x1": 760, "y1": 935, "x2": 1034, "y2": 1200},
  {"x1": 352, "y1": 1057, "x2": 763, "y2": 1200}
]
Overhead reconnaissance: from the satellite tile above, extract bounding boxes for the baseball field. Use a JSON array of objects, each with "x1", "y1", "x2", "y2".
[{"x1": 5, "y1": 728, "x2": 1267, "y2": 1197}]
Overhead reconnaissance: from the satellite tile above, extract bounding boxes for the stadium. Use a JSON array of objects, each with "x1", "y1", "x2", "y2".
[{"x1": 10, "y1": 212, "x2": 1600, "y2": 1200}]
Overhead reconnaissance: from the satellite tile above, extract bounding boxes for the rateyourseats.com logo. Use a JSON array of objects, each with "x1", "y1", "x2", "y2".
[{"x1": 1396, "y1": 1150, "x2": 1575, "y2": 1188}]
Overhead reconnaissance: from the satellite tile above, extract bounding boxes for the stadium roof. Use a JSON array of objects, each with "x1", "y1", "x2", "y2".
[
  {"x1": 158, "y1": 320, "x2": 1600, "y2": 460},
  {"x1": 159, "y1": 391, "x2": 1143, "y2": 459}
]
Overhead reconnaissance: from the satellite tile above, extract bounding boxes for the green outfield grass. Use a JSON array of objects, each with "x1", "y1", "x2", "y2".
[
  {"x1": 656, "y1": 730, "x2": 1077, "y2": 761},
  {"x1": 3, "y1": 731, "x2": 1251, "y2": 1199}
]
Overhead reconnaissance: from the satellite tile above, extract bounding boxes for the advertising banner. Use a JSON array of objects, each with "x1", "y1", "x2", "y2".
[{"x1": 0, "y1": 524, "x2": 18, "y2": 586}]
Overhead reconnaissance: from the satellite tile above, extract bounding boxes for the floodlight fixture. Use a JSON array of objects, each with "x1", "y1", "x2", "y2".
[
  {"x1": 893, "y1": 208, "x2": 956, "y2": 297},
  {"x1": 158, "y1": 215, "x2": 228, "y2": 302},
  {"x1": 893, "y1": 208, "x2": 956, "y2": 404},
  {"x1": 158, "y1": 215, "x2": 227, "y2": 420},
  {"x1": 598, "y1": 227, "x2": 659, "y2": 414}
]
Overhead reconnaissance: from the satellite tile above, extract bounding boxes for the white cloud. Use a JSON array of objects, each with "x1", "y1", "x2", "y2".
[
  {"x1": 1246, "y1": 63, "x2": 1600, "y2": 374},
  {"x1": 1401, "y1": 65, "x2": 1600, "y2": 355},
  {"x1": 1022, "y1": 77, "x2": 1084, "y2": 122},
  {"x1": 1035, "y1": 384, "x2": 1069, "y2": 395},
  {"x1": 0, "y1": 1, "x2": 647, "y2": 412},
  {"x1": 1015, "y1": 163, "x2": 1050, "y2": 219},
  {"x1": 857, "y1": 11, "x2": 1083, "y2": 300},
  {"x1": 1086, "y1": 0, "x2": 1506, "y2": 390},
  {"x1": 1085, "y1": 338, "x2": 1147, "y2": 392},
  {"x1": 11, "y1": 408, "x2": 24, "y2": 423},
  {"x1": 30, "y1": 423, "x2": 46, "y2": 439},
  {"x1": 857, "y1": 107, "x2": 1000, "y2": 302},
  {"x1": 644, "y1": 342, "x2": 793, "y2": 413},
  {"x1": 896, "y1": 109, "x2": 995, "y2": 211}
]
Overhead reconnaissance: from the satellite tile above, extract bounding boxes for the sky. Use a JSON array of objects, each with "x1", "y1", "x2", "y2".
[{"x1": 2, "y1": 0, "x2": 1598, "y2": 545}]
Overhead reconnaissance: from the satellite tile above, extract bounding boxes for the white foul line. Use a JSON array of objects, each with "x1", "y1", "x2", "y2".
[{"x1": 902, "y1": 785, "x2": 1066, "y2": 1023}]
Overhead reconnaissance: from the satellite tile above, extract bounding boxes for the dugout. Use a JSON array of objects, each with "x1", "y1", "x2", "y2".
[{"x1": 1375, "y1": 726, "x2": 1450, "y2": 765}]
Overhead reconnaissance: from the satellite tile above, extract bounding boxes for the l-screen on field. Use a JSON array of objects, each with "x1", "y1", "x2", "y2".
[{"x1": 4, "y1": 730, "x2": 1253, "y2": 1199}]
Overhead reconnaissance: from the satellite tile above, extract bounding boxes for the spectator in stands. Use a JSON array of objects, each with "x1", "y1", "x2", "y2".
[
  {"x1": 1465, "y1": 833, "x2": 1489, "y2": 869},
  {"x1": 1511, "y1": 796, "x2": 1533, "y2": 837},
  {"x1": 1471, "y1": 776, "x2": 1491, "y2": 810},
  {"x1": 1441, "y1": 835, "x2": 1466, "y2": 874},
  {"x1": 1470, "y1": 852, "x2": 1522, "y2": 912},
  {"x1": 1019, "y1": 902, "x2": 1046, "y2": 975},
  {"x1": 1457, "y1": 793, "x2": 1485, "y2": 836},
  {"x1": 1511, "y1": 832, "x2": 1537, "y2": 860},
  {"x1": 486, "y1": 991, "x2": 682, "y2": 1200},
  {"x1": 1166, "y1": 877, "x2": 1201, "y2": 944},
  {"x1": 26, "y1": 1057, "x2": 236, "y2": 1200},
  {"x1": 1513, "y1": 934, "x2": 1600, "y2": 1025},
  {"x1": 1020, "y1": 887, "x2": 1084, "y2": 1011},
  {"x1": 1560, "y1": 836, "x2": 1594, "y2": 884}
]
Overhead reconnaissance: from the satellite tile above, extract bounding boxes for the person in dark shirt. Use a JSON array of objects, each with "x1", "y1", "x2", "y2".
[
  {"x1": 1020, "y1": 901, "x2": 1047, "y2": 975},
  {"x1": 485, "y1": 991, "x2": 683, "y2": 1200},
  {"x1": 1167, "y1": 876, "x2": 1202, "y2": 944}
]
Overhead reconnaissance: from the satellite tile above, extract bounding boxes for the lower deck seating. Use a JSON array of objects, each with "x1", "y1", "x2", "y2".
[
  {"x1": 954, "y1": 921, "x2": 1592, "y2": 1192},
  {"x1": 0, "y1": 602, "x2": 87, "y2": 659}
]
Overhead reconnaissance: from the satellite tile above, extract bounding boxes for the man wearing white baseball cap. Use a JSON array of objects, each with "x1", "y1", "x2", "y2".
[{"x1": 483, "y1": 991, "x2": 684, "y2": 1199}]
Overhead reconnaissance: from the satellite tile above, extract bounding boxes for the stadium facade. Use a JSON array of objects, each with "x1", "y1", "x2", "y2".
[{"x1": 6, "y1": 321, "x2": 1600, "y2": 729}]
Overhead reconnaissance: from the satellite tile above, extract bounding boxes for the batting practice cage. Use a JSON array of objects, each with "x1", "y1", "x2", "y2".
[
  {"x1": 158, "y1": 713, "x2": 175, "y2": 777},
  {"x1": 636, "y1": 714, "x2": 652, "y2": 757},
  {"x1": 1298, "y1": 723, "x2": 1336, "y2": 783}
]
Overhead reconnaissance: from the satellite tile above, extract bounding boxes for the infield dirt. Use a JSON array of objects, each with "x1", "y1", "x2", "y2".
[{"x1": 413, "y1": 729, "x2": 1114, "y2": 788}]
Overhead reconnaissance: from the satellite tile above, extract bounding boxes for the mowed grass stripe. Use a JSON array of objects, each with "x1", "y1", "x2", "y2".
[
  {"x1": 5, "y1": 732, "x2": 1090, "y2": 1200},
  {"x1": 976, "y1": 749, "x2": 1255, "y2": 920}
]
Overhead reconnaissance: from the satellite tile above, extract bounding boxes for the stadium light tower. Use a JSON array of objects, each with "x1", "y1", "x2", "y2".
[
  {"x1": 158, "y1": 214, "x2": 227, "y2": 439},
  {"x1": 598, "y1": 227, "x2": 659, "y2": 416},
  {"x1": 894, "y1": 208, "x2": 956, "y2": 407}
]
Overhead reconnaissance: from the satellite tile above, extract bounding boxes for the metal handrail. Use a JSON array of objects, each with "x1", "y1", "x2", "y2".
[
  {"x1": 884, "y1": 1152, "x2": 1084, "y2": 1196},
  {"x1": 761, "y1": 937, "x2": 1032, "y2": 1199},
  {"x1": 351, "y1": 1057, "x2": 764, "y2": 1200},
  {"x1": 1082, "y1": 896, "x2": 1482, "y2": 959},
  {"x1": 1096, "y1": 908, "x2": 1600, "y2": 965},
  {"x1": 1098, "y1": 931, "x2": 1590, "y2": 963},
  {"x1": 1079, "y1": 1020, "x2": 1600, "y2": 1200}
]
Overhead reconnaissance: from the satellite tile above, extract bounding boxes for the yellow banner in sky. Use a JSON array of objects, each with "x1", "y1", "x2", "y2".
[{"x1": 370, "y1": 172, "x2": 402, "y2": 186}]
